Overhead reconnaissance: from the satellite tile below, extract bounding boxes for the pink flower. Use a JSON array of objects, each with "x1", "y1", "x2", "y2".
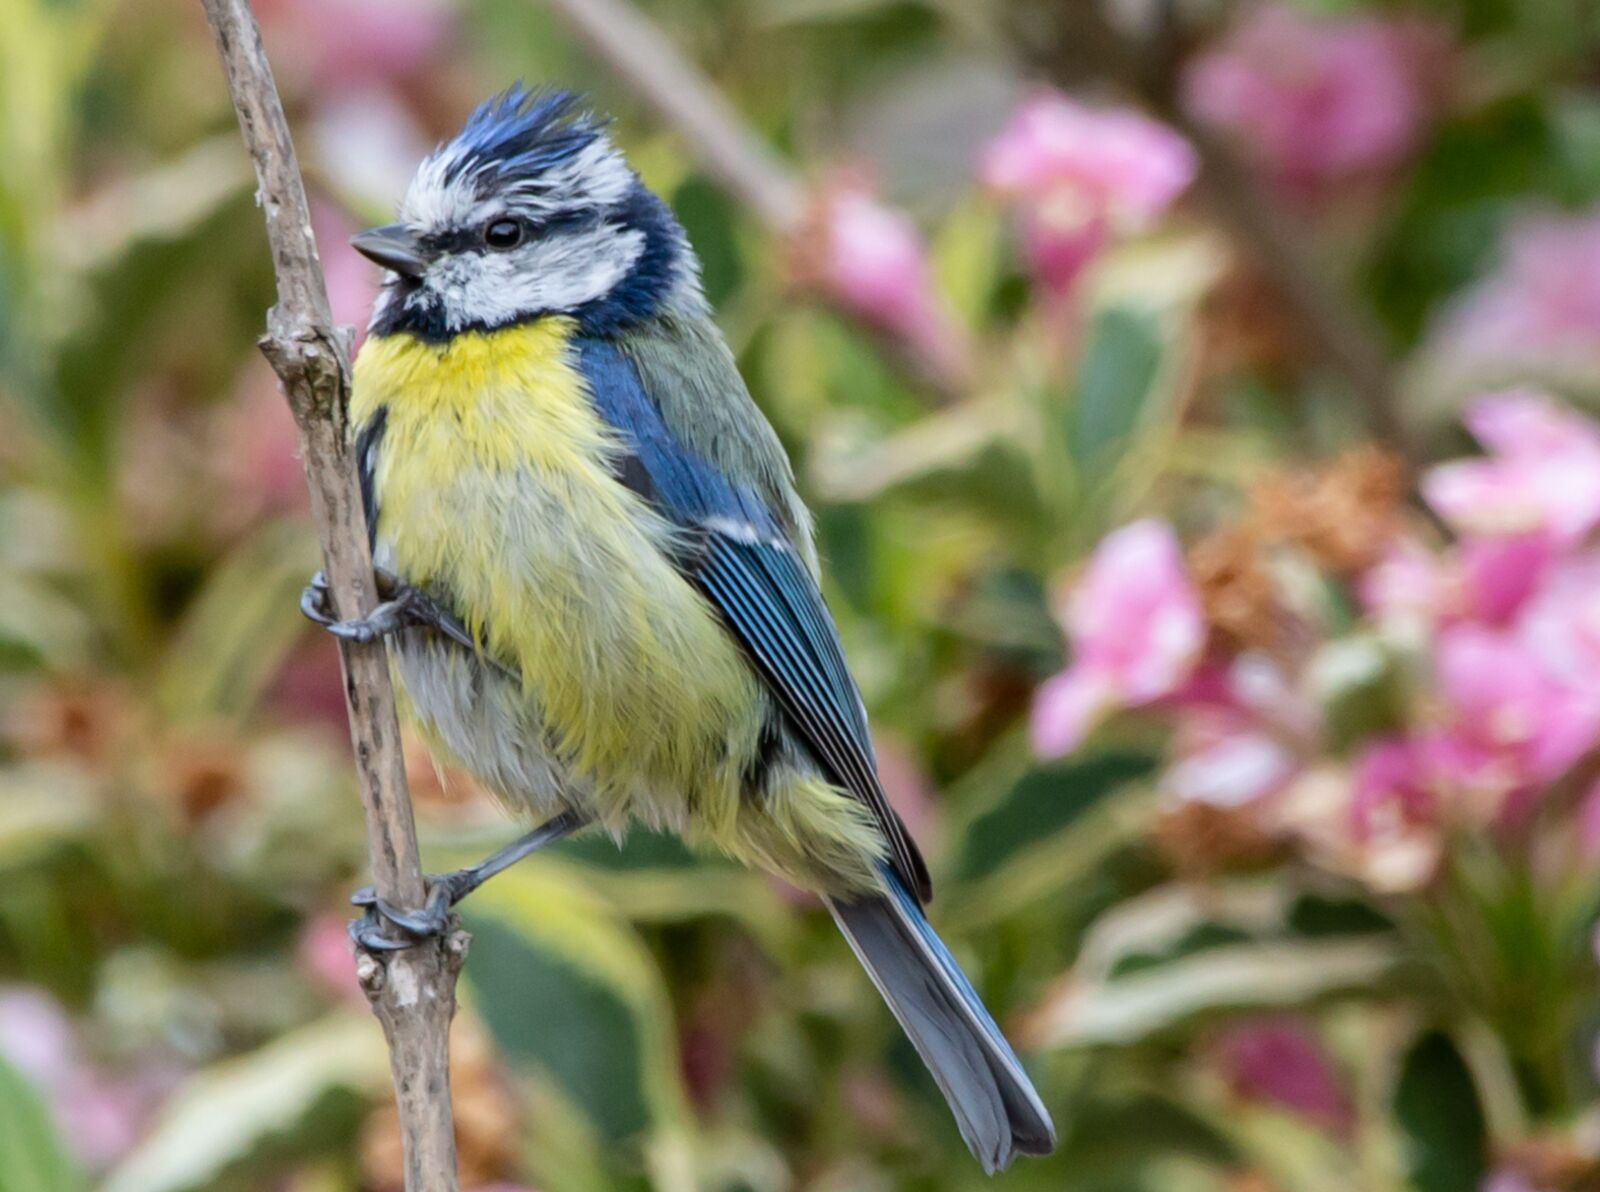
[
  {"x1": 257, "y1": 0, "x2": 453, "y2": 95},
  {"x1": 1360, "y1": 534, "x2": 1551, "y2": 637},
  {"x1": 1457, "y1": 536, "x2": 1551, "y2": 626},
  {"x1": 1435, "y1": 624, "x2": 1599, "y2": 790},
  {"x1": 1183, "y1": 6, "x2": 1437, "y2": 194},
  {"x1": 981, "y1": 91, "x2": 1196, "y2": 297},
  {"x1": 1480, "y1": 1171, "x2": 1539, "y2": 1192},
  {"x1": 1032, "y1": 520, "x2": 1205, "y2": 757},
  {"x1": 1163, "y1": 654, "x2": 1313, "y2": 806},
  {"x1": 1347, "y1": 737, "x2": 1444, "y2": 890},
  {"x1": 1350, "y1": 737, "x2": 1437, "y2": 840},
  {"x1": 1164, "y1": 716, "x2": 1298, "y2": 807},
  {"x1": 1215, "y1": 1018, "x2": 1351, "y2": 1131},
  {"x1": 1519, "y1": 552, "x2": 1600, "y2": 697},
  {"x1": 310, "y1": 87, "x2": 433, "y2": 207},
  {"x1": 1422, "y1": 389, "x2": 1600, "y2": 546},
  {"x1": 313, "y1": 201, "x2": 381, "y2": 342},
  {"x1": 1360, "y1": 537, "x2": 1447, "y2": 632},
  {"x1": 297, "y1": 913, "x2": 364, "y2": 1006},
  {"x1": 0, "y1": 987, "x2": 159, "y2": 1171},
  {"x1": 1433, "y1": 209, "x2": 1600, "y2": 382},
  {"x1": 802, "y1": 173, "x2": 971, "y2": 383}
]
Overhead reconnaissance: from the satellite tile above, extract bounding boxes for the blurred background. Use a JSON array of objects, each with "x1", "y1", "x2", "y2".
[{"x1": 4, "y1": 0, "x2": 1600, "y2": 1189}]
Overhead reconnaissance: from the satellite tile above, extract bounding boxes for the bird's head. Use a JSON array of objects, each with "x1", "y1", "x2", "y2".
[{"x1": 357, "y1": 86, "x2": 701, "y2": 340}]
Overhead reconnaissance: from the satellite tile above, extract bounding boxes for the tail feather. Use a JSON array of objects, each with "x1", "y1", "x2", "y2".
[{"x1": 825, "y1": 871, "x2": 1056, "y2": 1173}]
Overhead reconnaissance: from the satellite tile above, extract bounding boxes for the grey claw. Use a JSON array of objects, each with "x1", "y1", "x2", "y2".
[
  {"x1": 328, "y1": 619, "x2": 381, "y2": 644},
  {"x1": 346, "y1": 881, "x2": 453, "y2": 942},
  {"x1": 325, "y1": 594, "x2": 424, "y2": 645},
  {"x1": 300, "y1": 571, "x2": 335, "y2": 627},
  {"x1": 373, "y1": 894, "x2": 450, "y2": 938},
  {"x1": 346, "y1": 910, "x2": 412, "y2": 952}
]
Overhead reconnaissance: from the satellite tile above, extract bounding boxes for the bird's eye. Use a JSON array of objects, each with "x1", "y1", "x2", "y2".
[{"x1": 483, "y1": 219, "x2": 524, "y2": 250}]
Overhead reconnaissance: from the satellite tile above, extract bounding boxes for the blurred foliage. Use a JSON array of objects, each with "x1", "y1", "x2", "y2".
[{"x1": 1, "y1": 0, "x2": 1600, "y2": 1189}]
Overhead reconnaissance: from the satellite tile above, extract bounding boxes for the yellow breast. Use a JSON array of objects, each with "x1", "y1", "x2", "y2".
[{"x1": 349, "y1": 321, "x2": 763, "y2": 817}]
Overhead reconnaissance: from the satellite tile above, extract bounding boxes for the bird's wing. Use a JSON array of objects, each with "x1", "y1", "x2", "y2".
[{"x1": 576, "y1": 333, "x2": 932, "y2": 903}]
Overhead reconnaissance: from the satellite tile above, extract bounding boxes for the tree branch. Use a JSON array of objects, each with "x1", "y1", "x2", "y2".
[
  {"x1": 197, "y1": 3, "x2": 465, "y2": 1189},
  {"x1": 542, "y1": 0, "x2": 805, "y2": 232}
]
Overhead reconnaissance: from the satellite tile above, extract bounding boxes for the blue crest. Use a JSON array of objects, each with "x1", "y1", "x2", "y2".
[{"x1": 442, "y1": 84, "x2": 606, "y2": 192}]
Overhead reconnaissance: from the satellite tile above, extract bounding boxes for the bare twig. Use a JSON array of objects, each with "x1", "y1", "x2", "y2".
[
  {"x1": 1006, "y1": 0, "x2": 1409, "y2": 454},
  {"x1": 541, "y1": 0, "x2": 804, "y2": 230},
  {"x1": 197, "y1": 3, "x2": 465, "y2": 1189},
  {"x1": 541, "y1": 0, "x2": 972, "y2": 399}
]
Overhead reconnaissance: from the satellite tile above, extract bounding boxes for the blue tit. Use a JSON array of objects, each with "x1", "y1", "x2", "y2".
[{"x1": 306, "y1": 85, "x2": 1054, "y2": 1172}]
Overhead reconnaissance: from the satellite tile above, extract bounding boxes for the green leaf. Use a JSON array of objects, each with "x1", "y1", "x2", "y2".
[
  {"x1": 1073, "y1": 881, "x2": 1301, "y2": 985},
  {"x1": 0, "y1": 568, "x2": 94, "y2": 672},
  {"x1": 1394, "y1": 1032, "x2": 1487, "y2": 1192},
  {"x1": 461, "y1": 863, "x2": 695, "y2": 1179},
  {"x1": 1031, "y1": 939, "x2": 1403, "y2": 1048},
  {"x1": 101, "y1": 1012, "x2": 388, "y2": 1192},
  {"x1": 952, "y1": 750, "x2": 1157, "y2": 883},
  {"x1": 0, "y1": 762, "x2": 96, "y2": 870},
  {"x1": 929, "y1": 196, "x2": 1004, "y2": 327},
  {"x1": 670, "y1": 176, "x2": 743, "y2": 310},
  {"x1": 1069, "y1": 306, "x2": 1165, "y2": 473},
  {"x1": 156, "y1": 519, "x2": 320, "y2": 725},
  {"x1": 0, "y1": 1052, "x2": 85, "y2": 1192}
]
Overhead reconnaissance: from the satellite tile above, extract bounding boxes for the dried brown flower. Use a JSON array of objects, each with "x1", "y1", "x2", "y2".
[
  {"x1": 157, "y1": 731, "x2": 250, "y2": 824},
  {"x1": 1188, "y1": 524, "x2": 1286, "y2": 653},
  {"x1": 1151, "y1": 798, "x2": 1283, "y2": 879},
  {"x1": 5, "y1": 678, "x2": 136, "y2": 767},
  {"x1": 1251, "y1": 446, "x2": 1406, "y2": 575}
]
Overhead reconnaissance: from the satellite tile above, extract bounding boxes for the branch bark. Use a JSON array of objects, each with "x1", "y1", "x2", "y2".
[{"x1": 197, "y1": 3, "x2": 465, "y2": 1189}]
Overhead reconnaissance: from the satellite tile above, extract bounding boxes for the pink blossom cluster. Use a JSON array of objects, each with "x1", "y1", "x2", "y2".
[
  {"x1": 980, "y1": 90, "x2": 1197, "y2": 299},
  {"x1": 1033, "y1": 389, "x2": 1600, "y2": 891},
  {"x1": 1183, "y1": 5, "x2": 1440, "y2": 195},
  {"x1": 1429, "y1": 207, "x2": 1600, "y2": 388},
  {"x1": 803, "y1": 172, "x2": 974, "y2": 384}
]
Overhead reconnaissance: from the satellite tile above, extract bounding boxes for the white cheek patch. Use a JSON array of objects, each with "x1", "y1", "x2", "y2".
[{"x1": 409, "y1": 224, "x2": 647, "y2": 330}]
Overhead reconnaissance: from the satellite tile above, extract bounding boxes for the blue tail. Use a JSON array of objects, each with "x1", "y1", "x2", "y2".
[{"x1": 825, "y1": 868, "x2": 1056, "y2": 1172}]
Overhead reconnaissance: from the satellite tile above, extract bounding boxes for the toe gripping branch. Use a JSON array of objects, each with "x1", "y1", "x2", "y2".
[
  {"x1": 346, "y1": 810, "x2": 588, "y2": 952},
  {"x1": 303, "y1": 569, "x2": 579, "y2": 951},
  {"x1": 301, "y1": 569, "x2": 519, "y2": 682},
  {"x1": 301, "y1": 567, "x2": 451, "y2": 645}
]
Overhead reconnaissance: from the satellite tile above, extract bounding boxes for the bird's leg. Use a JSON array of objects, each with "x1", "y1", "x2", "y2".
[
  {"x1": 301, "y1": 567, "x2": 448, "y2": 645},
  {"x1": 347, "y1": 810, "x2": 588, "y2": 950}
]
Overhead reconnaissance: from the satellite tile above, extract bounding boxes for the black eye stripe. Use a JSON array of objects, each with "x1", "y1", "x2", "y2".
[{"x1": 420, "y1": 210, "x2": 604, "y2": 256}]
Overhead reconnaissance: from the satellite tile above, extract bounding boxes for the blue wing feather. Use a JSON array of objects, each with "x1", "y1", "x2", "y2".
[{"x1": 575, "y1": 335, "x2": 931, "y2": 902}]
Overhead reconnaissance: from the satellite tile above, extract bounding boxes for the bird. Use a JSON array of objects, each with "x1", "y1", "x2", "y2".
[{"x1": 302, "y1": 85, "x2": 1055, "y2": 1173}]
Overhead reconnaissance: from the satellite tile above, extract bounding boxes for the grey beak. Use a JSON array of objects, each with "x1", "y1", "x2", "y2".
[{"x1": 350, "y1": 224, "x2": 430, "y2": 278}]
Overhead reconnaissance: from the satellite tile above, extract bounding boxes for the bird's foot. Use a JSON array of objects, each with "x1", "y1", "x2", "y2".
[
  {"x1": 345, "y1": 813, "x2": 586, "y2": 951},
  {"x1": 300, "y1": 568, "x2": 440, "y2": 644},
  {"x1": 347, "y1": 871, "x2": 469, "y2": 950}
]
